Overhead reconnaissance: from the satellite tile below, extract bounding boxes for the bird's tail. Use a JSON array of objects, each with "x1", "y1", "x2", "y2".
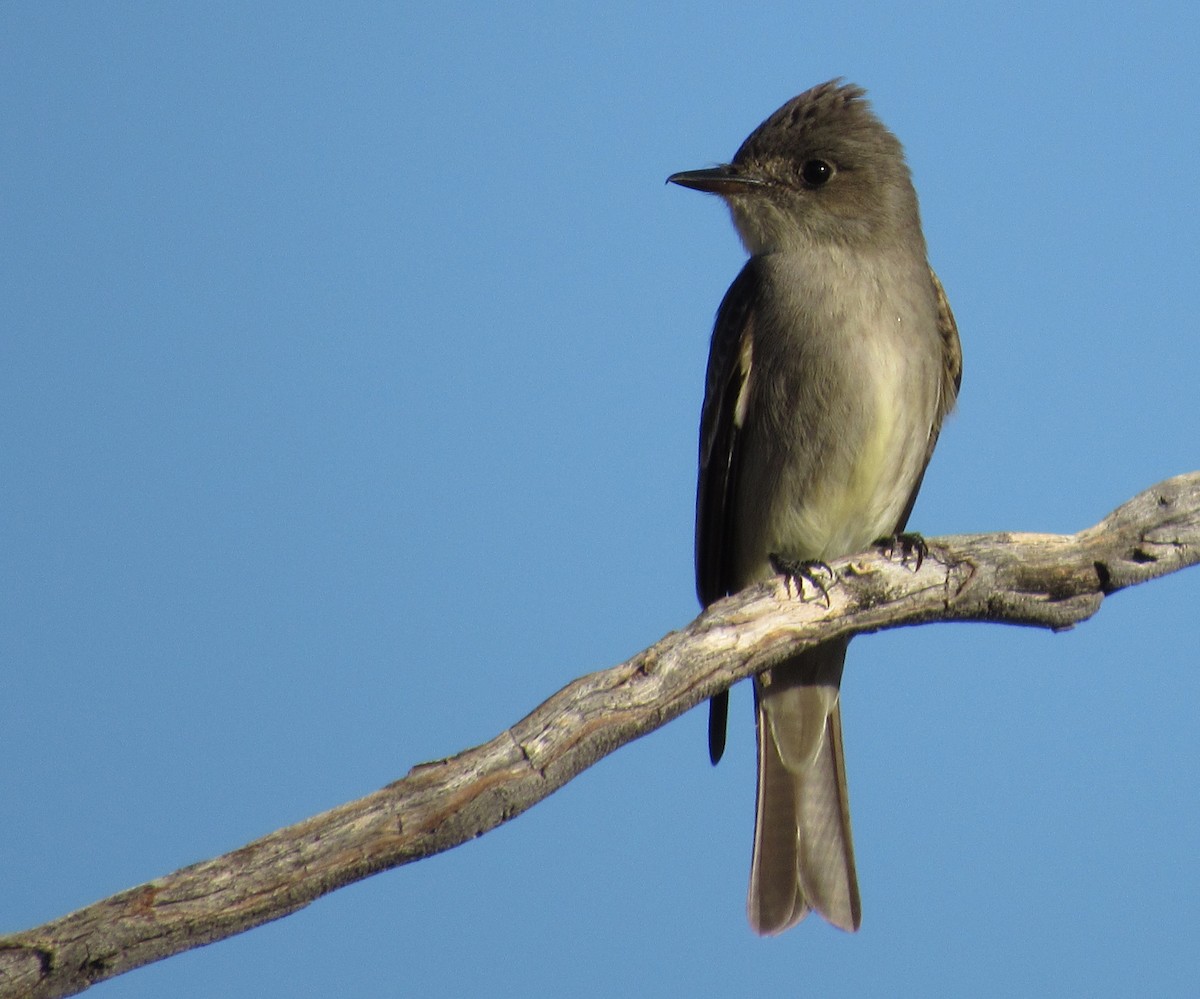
[{"x1": 747, "y1": 637, "x2": 861, "y2": 934}]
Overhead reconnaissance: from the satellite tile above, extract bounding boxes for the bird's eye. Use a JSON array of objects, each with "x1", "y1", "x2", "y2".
[{"x1": 800, "y1": 159, "x2": 834, "y2": 187}]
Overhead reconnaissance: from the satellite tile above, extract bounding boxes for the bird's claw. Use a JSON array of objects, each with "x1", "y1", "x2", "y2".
[
  {"x1": 769, "y1": 554, "x2": 835, "y2": 607},
  {"x1": 877, "y1": 532, "x2": 927, "y2": 572}
]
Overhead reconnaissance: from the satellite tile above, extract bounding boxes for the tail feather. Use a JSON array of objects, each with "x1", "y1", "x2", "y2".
[{"x1": 747, "y1": 641, "x2": 861, "y2": 935}]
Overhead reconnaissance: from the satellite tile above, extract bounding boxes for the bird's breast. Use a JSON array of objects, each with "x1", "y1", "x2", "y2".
[{"x1": 734, "y1": 250, "x2": 942, "y2": 578}]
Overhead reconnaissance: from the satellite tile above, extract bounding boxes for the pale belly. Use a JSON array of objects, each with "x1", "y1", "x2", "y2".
[
  {"x1": 735, "y1": 331, "x2": 935, "y2": 583},
  {"x1": 729, "y1": 246, "x2": 944, "y2": 586},
  {"x1": 784, "y1": 357, "x2": 922, "y2": 558}
]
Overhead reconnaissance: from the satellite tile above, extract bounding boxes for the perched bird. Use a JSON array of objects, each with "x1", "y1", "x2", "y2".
[{"x1": 669, "y1": 80, "x2": 961, "y2": 934}]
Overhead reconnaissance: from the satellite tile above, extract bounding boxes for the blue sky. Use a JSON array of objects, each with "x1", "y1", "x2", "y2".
[{"x1": 3, "y1": 4, "x2": 1199, "y2": 997}]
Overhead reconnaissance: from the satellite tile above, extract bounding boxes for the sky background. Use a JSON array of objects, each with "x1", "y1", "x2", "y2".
[{"x1": 3, "y1": 4, "x2": 1199, "y2": 997}]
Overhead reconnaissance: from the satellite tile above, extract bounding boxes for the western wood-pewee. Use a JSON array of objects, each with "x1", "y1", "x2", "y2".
[{"x1": 669, "y1": 80, "x2": 961, "y2": 935}]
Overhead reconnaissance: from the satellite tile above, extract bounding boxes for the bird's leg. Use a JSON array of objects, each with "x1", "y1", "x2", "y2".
[
  {"x1": 768, "y1": 553, "x2": 835, "y2": 607},
  {"x1": 876, "y1": 532, "x2": 928, "y2": 572}
]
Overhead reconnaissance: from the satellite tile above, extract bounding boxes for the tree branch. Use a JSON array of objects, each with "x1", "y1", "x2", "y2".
[{"x1": 3, "y1": 472, "x2": 1198, "y2": 999}]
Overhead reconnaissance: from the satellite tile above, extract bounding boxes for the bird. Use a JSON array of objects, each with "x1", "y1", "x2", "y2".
[{"x1": 668, "y1": 80, "x2": 961, "y2": 934}]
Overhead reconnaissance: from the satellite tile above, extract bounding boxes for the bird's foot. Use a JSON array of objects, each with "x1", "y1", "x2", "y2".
[
  {"x1": 876, "y1": 531, "x2": 927, "y2": 572},
  {"x1": 768, "y1": 554, "x2": 835, "y2": 607}
]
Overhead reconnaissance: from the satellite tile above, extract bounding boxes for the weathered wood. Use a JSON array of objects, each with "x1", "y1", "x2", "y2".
[{"x1": 2, "y1": 472, "x2": 1197, "y2": 999}]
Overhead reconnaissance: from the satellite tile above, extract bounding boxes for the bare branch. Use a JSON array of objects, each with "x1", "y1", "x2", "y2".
[{"x1": 3, "y1": 472, "x2": 1198, "y2": 999}]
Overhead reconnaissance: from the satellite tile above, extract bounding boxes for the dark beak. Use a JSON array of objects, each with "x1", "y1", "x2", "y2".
[{"x1": 666, "y1": 164, "x2": 770, "y2": 195}]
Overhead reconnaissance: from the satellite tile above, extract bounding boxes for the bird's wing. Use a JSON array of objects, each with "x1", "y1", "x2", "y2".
[
  {"x1": 695, "y1": 261, "x2": 760, "y2": 763},
  {"x1": 894, "y1": 265, "x2": 962, "y2": 532},
  {"x1": 931, "y1": 266, "x2": 963, "y2": 412},
  {"x1": 695, "y1": 260, "x2": 759, "y2": 608}
]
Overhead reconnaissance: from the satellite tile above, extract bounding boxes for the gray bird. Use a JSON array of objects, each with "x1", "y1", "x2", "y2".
[{"x1": 669, "y1": 80, "x2": 961, "y2": 934}]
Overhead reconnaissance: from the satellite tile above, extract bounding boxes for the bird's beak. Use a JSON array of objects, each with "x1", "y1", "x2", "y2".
[{"x1": 666, "y1": 164, "x2": 770, "y2": 195}]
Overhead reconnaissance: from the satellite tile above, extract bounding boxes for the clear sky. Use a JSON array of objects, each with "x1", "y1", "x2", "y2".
[{"x1": 4, "y1": 4, "x2": 1199, "y2": 997}]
